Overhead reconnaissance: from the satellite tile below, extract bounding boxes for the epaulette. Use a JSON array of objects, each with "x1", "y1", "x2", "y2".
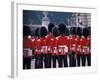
[{"x1": 56, "y1": 36, "x2": 60, "y2": 40}]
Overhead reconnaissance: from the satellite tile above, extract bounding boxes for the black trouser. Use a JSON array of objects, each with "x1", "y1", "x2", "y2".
[
  {"x1": 76, "y1": 54, "x2": 81, "y2": 67},
  {"x1": 58, "y1": 55, "x2": 63, "y2": 67},
  {"x1": 35, "y1": 54, "x2": 43, "y2": 69},
  {"x1": 32, "y1": 49, "x2": 35, "y2": 59},
  {"x1": 86, "y1": 54, "x2": 91, "y2": 66},
  {"x1": 52, "y1": 55, "x2": 58, "y2": 68},
  {"x1": 81, "y1": 54, "x2": 86, "y2": 66},
  {"x1": 81, "y1": 54, "x2": 91, "y2": 66},
  {"x1": 44, "y1": 54, "x2": 51, "y2": 68},
  {"x1": 85, "y1": 54, "x2": 91, "y2": 66},
  {"x1": 23, "y1": 57, "x2": 31, "y2": 69},
  {"x1": 63, "y1": 55, "x2": 68, "y2": 67},
  {"x1": 58, "y1": 55, "x2": 68, "y2": 68},
  {"x1": 69, "y1": 52, "x2": 76, "y2": 67}
]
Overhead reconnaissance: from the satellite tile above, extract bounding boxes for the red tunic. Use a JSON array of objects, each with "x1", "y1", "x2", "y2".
[
  {"x1": 87, "y1": 36, "x2": 91, "y2": 54},
  {"x1": 31, "y1": 37, "x2": 38, "y2": 54},
  {"x1": 23, "y1": 36, "x2": 32, "y2": 48},
  {"x1": 39, "y1": 37, "x2": 47, "y2": 54},
  {"x1": 50, "y1": 37, "x2": 58, "y2": 56},
  {"x1": 80, "y1": 36, "x2": 90, "y2": 55},
  {"x1": 45, "y1": 33, "x2": 54, "y2": 54},
  {"x1": 35, "y1": 38, "x2": 41, "y2": 54},
  {"x1": 23, "y1": 36, "x2": 32, "y2": 57},
  {"x1": 76, "y1": 36, "x2": 82, "y2": 55},
  {"x1": 87, "y1": 36, "x2": 91, "y2": 47},
  {"x1": 57, "y1": 35, "x2": 69, "y2": 55},
  {"x1": 31, "y1": 37, "x2": 36, "y2": 49},
  {"x1": 69, "y1": 35, "x2": 77, "y2": 53}
]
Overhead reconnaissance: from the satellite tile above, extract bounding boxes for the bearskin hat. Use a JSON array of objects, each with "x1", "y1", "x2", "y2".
[
  {"x1": 23, "y1": 25, "x2": 31, "y2": 37},
  {"x1": 77, "y1": 27, "x2": 82, "y2": 37},
  {"x1": 65, "y1": 27, "x2": 70, "y2": 36},
  {"x1": 83, "y1": 27, "x2": 89, "y2": 37},
  {"x1": 58, "y1": 23, "x2": 66, "y2": 35},
  {"x1": 40, "y1": 27, "x2": 47, "y2": 37},
  {"x1": 48, "y1": 23, "x2": 55, "y2": 33},
  {"x1": 52, "y1": 27, "x2": 60, "y2": 37},
  {"x1": 70, "y1": 27, "x2": 77, "y2": 35},
  {"x1": 35, "y1": 28, "x2": 40, "y2": 37},
  {"x1": 88, "y1": 26, "x2": 91, "y2": 36}
]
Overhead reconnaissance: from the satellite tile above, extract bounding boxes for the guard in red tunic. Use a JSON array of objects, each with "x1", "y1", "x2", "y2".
[
  {"x1": 76, "y1": 27, "x2": 83, "y2": 67},
  {"x1": 86, "y1": 35, "x2": 91, "y2": 66},
  {"x1": 39, "y1": 27, "x2": 48, "y2": 68},
  {"x1": 45, "y1": 23, "x2": 55, "y2": 68},
  {"x1": 31, "y1": 28, "x2": 39, "y2": 68},
  {"x1": 87, "y1": 27, "x2": 91, "y2": 66},
  {"x1": 57, "y1": 24, "x2": 69, "y2": 67},
  {"x1": 52, "y1": 27, "x2": 59, "y2": 68},
  {"x1": 69, "y1": 27, "x2": 77, "y2": 67},
  {"x1": 31, "y1": 36, "x2": 37, "y2": 58},
  {"x1": 32, "y1": 28, "x2": 42, "y2": 68},
  {"x1": 23, "y1": 35, "x2": 32, "y2": 69},
  {"x1": 81, "y1": 27, "x2": 90, "y2": 66}
]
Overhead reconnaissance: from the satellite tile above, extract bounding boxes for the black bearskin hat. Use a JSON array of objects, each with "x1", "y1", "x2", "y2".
[
  {"x1": 35, "y1": 28, "x2": 40, "y2": 37},
  {"x1": 77, "y1": 27, "x2": 82, "y2": 37},
  {"x1": 40, "y1": 27, "x2": 47, "y2": 37},
  {"x1": 88, "y1": 26, "x2": 91, "y2": 36},
  {"x1": 52, "y1": 27, "x2": 60, "y2": 37},
  {"x1": 48, "y1": 23, "x2": 55, "y2": 33},
  {"x1": 70, "y1": 27, "x2": 77, "y2": 35},
  {"x1": 23, "y1": 25, "x2": 31, "y2": 37},
  {"x1": 58, "y1": 23, "x2": 66, "y2": 35},
  {"x1": 83, "y1": 27, "x2": 89, "y2": 37},
  {"x1": 65, "y1": 27, "x2": 70, "y2": 36}
]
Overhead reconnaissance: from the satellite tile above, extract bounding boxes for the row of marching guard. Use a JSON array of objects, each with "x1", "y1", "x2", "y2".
[{"x1": 23, "y1": 23, "x2": 91, "y2": 69}]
